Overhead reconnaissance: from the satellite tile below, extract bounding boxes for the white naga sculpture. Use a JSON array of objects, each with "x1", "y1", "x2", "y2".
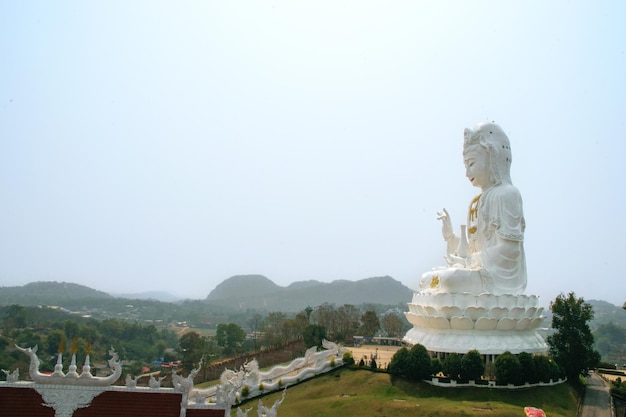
[
  {"x1": 404, "y1": 123, "x2": 546, "y2": 355},
  {"x1": 257, "y1": 389, "x2": 286, "y2": 417},
  {"x1": 2, "y1": 368, "x2": 19, "y2": 382},
  {"x1": 14, "y1": 344, "x2": 122, "y2": 386},
  {"x1": 188, "y1": 339, "x2": 343, "y2": 409}
]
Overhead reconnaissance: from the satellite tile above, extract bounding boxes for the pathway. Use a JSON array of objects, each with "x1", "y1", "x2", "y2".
[{"x1": 580, "y1": 372, "x2": 613, "y2": 417}]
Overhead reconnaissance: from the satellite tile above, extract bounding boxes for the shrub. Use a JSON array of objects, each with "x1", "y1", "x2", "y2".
[
  {"x1": 442, "y1": 353, "x2": 462, "y2": 380},
  {"x1": 408, "y1": 344, "x2": 432, "y2": 381},
  {"x1": 388, "y1": 347, "x2": 410, "y2": 378},
  {"x1": 342, "y1": 351, "x2": 355, "y2": 366},
  {"x1": 518, "y1": 352, "x2": 538, "y2": 384},
  {"x1": 460, "y1": 350, "x2": 484, "y2": 381},
  {"x1": 278, "y1": 379, "x2": 283, "y2": 388},
  {"x1": 258, "y1": 383, "x2": 264, "y2": 391},
  {"x1": 533, "y1": 355, "x2": 553, "y2": 383},
  {"x1": 495, "y1": 351, "x2": 522, "y2": 385},
  {"x1": 241, "y1": 385, "x2": 249, "y2": 398},
  {"x1": 330, "y1": 358, "x2": 336, "y2": 367},
  {"x1": 612, "y1": 380, "x2": 626, "y2": 401},
  {"x1": 430, "y1": 358, "x2": 443, "y2": 376}
]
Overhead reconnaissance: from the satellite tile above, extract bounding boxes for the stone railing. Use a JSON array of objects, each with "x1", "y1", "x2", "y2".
[{"x1": 426, "y1": 376, "x2": 567, "y2": 389}]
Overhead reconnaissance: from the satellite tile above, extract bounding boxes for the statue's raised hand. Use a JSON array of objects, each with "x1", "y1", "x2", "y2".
[{"x1": 437, "y1": 209, "x2": 454, "y2": 241}]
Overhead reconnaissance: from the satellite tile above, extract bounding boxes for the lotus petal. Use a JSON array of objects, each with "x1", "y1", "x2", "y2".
[
  {"x1": 528, "y1": 317, "x2": 544, "y2": 329},
  {"x1": 454, "y1": 293, "x2": 477, "y2": 310},
  {"x1": 498, "y1": 294, "x2": 517, "y2": 310},
  {"x1": 429, "y1": 316, "x2": 450, "y2": 329},
  {"x1": 515, "y1": 317, "x2": 530, "y2": 330},
  {"x1": 450, "y1": 316, "x2": 474, "y2": 330},
  {"x1": 475, "y1": 317, "x2": 497, "y2": 330},
  {"x1": 488, "y1": 307, "x2": 508, "y2": 320},
  {"x1": 440, "y1": 305, "x2": 462, "y2": 319},
  {"x1": 509, "y1": 307, "x2": 525, "y2": 319},
  {"x1": 526, "y1": 295, "x2": 539, "y2": 307},
  {"x1": 424, "y1": 306, "x2": 438, "y2": 317},
  {"x1": 465, "y1": 306, "x2": 487, "y2": 321},
  {"x1": 434, "y1": 293, "x2": 454, "y2": 308},
  {"x1": 477, "y1": 293, "x2": 498, "y2": 310},
  {"x1": 496, "y1": 317, "x2": 516, "y2": 330}
]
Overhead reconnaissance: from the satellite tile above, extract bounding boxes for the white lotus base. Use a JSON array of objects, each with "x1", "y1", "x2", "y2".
[
  {"x1": 403, "y1": 327, "x2": 547, "y2": 355},
  {"x1": 403, "y1": 292, "x2": 548, "y2": 355}
]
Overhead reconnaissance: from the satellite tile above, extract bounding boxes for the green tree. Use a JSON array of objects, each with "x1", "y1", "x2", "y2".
[
  {"x1": 495, "y1": 351, "x2": 522, "y2": 385},
  {"x1": 388, "y1": 347, "x2": 411, "y2": 378},
  {"x1": 407, "y1": 344, "x2": 432, "y2": 380},
  {"x1": 5, "y1": 305, "x2": 29, "y2": 331},
  {"x1": 63, "y1": 320, "x2": 80, "y2": 339},
  {"x1": 247, "y1": 313, "x2": 264, "y2": 350},
  {"x1": 45, "y1": 330, "x2": 65, "y2": 356},
  {"x1": 336, "y1": 304, "x2": 360, "y2": 342},
  {"x1": 547, "y1": 292, "x2": 600, "y2": 380},
  {"x1": 216, "y1": 323, "x2": 246, "y2": 355},
  {"x1": 311, "y1": 304, "x2": 337, "y2": 338},
  {"x1": 292, "y1": 311, "x2": 310, "y2": 339},
  {"x1": 302, "y1": 324, "x2": 326, "y2": 349},
  {"x1": 359, "y1": 310, "x2": 380, "y2": 337},
  {"x1": 594, "y1": 322, "x2": 626, "y2": 364},
  {"x1": 380, "y1": 312, "x2": 406, "y2": 338},
  {"x1": 442, "y1": 353, "x2": 462, "y2": 379},
  {"x1": 533, "y1": 355, "x2": 553, "y2": 383},
  {"x1": 179, "y1": 331, "x2": 205, "y2": 370},
  {"x1": 262, "y1": 311, "x2": 288, "y2": 347},
  {"x1": 430, "y1": 357, "x2": 443, "y2": 376},
  {"x1": 518, "y1": 352, "x2": 538, "y2": 384},
  {"x1": 460, "y1": 350, "x2": 484, "y2": 381}
]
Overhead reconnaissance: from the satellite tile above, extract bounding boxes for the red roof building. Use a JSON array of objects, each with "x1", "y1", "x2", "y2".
[{"x1": 0, "y1": 384, "x2": 227, "y2": 417}]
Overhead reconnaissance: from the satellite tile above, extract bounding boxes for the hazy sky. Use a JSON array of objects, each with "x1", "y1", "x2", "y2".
[{"x1": 1, "y1": 1, "x2": 625, "y2": 306}]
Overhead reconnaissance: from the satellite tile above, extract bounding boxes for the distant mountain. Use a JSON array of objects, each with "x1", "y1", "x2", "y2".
[
  {"x1": 286, "y1": 280, "x2": 324, "y2": 290},
  {"x1": 0, "y1": 281, "x2": 112, "y2": 306},
  {"x1": 205, "y1": 275, "x2": 414, "y2": 311},
  {"x1": 588, "y1": 299, "x2": 626, "y2": 329},
  {"x1": 111, "y1": 291, "x2": 182, "y2": 303},
  {"x1": 206, "y1": 275, "x2": 280, "y2": 301}
]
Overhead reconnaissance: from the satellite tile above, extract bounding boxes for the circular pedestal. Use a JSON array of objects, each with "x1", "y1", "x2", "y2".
[{"x1": 403, "y1": 292, "x2": 548, "y2": 355}]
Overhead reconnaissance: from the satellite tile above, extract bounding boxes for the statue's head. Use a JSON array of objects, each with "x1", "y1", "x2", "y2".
[{"x1": 463, "y1": 122, "x2": 512, "y2": 186}]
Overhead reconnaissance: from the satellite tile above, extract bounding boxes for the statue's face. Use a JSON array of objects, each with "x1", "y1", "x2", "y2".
[{"x1": 464, "y1": 146, "x2": 493, "y2": 190}]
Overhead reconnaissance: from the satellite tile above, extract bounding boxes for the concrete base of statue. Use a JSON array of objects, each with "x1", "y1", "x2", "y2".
[{"x1": 403, "y1": 292, "x2": 548, "y2": 355}]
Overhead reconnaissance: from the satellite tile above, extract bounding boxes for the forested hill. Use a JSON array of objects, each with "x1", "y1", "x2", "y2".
[
  {"x1": 205, "y1": 274, "x2": 414, "y2": 311},
  {"x1": 0, "y1": 281, "x2": 112, "y2": 306}
]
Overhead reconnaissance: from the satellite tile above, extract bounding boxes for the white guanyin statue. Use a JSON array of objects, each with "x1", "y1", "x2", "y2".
[
  {"x1": 404, "y1": 122, "x2": 547, "y2": 356},
  {"x1": 419, "y1": 122, "x2": 526, "y2": 296}
]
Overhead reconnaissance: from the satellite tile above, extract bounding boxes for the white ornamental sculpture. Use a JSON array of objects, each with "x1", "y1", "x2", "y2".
[{"x1": 404, "y1": 123, "x2": 547, "y2": 355}]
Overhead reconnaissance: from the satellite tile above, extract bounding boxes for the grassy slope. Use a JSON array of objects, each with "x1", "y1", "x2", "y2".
[{"x1": 232, "y1": 368, "x2": 579, "y2": 417}]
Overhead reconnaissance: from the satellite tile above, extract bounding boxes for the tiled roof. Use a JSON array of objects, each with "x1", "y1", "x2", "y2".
[
  {"x1": 73, "y1": 390, "x2": 184, "y2": 417},
  {"x1": 0, "y1": 386, "x2": 55, "y2": 417},
  {"x1": 0, "y1": 385, "x2": 226, "y2": 417}
]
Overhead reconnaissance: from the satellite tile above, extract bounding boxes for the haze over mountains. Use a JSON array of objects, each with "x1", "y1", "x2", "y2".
[
  {"x1": 0, "y1": 275, "x2": 413, "y2": 311},
  {"x1": 1, "y1": 277, "x2": 624, "y2": 324},
  {"x1": 205, "y1": 275, "x2": 413, "y2": 310}
]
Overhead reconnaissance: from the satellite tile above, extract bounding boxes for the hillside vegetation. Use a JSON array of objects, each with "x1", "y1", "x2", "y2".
[
  {"x1": 206, "y1": 274, "x2": 414, "y2": 311},
  {"x1": 235, "y1": 368, "x2": 579, "y2": 417},
  {"x1": 0, "y1": 281, "x2": 112, "y2": 306}
]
